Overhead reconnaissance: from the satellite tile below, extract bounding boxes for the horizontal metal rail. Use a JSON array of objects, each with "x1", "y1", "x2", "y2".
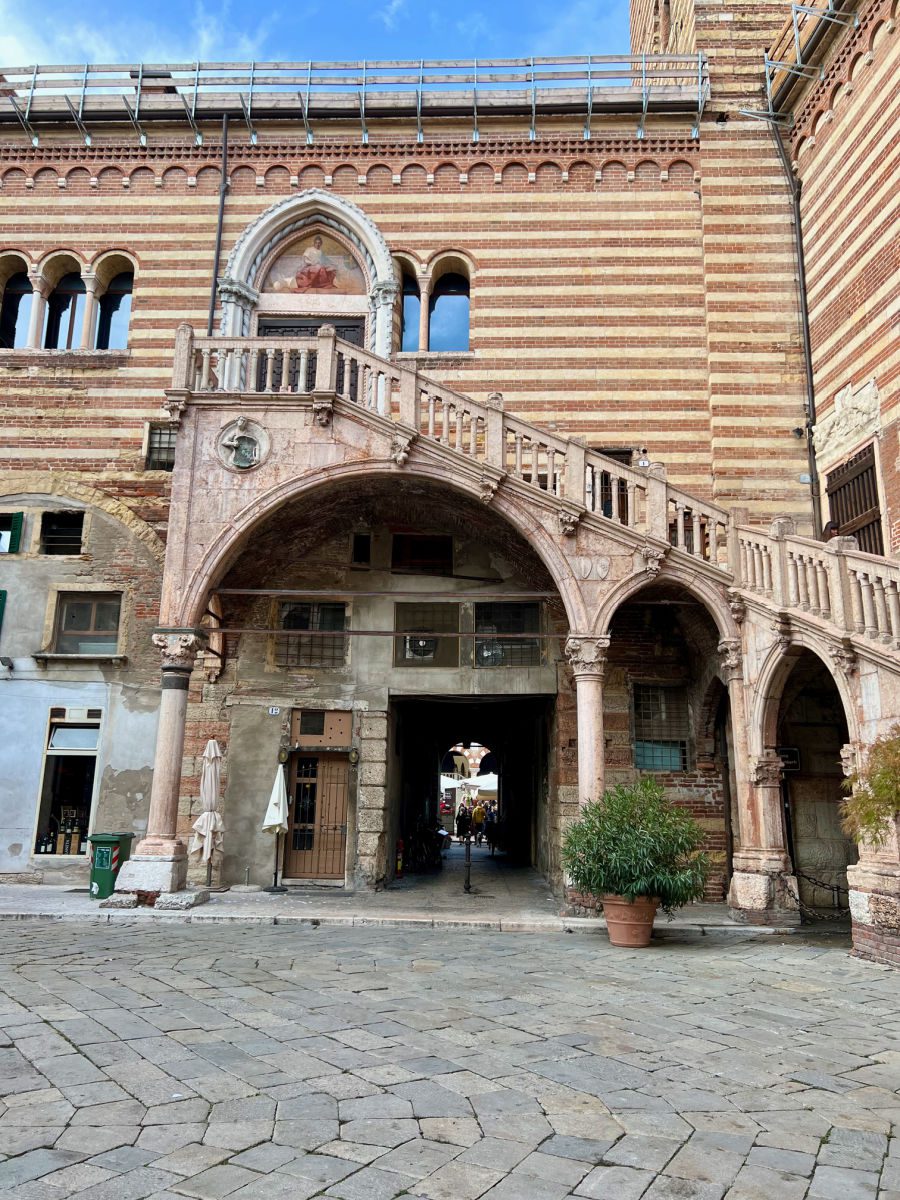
[
  {"x1": 213, "y1": 589, "x2": 558, "y2": 599},
  {"x1": 0, "y1": 54, "x2": 709, "y2": 144}
]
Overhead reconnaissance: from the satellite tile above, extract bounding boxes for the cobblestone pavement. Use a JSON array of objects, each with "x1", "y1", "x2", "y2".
[{"x1": 0, "y1": 922, "x2": 896, "y2": 1200}]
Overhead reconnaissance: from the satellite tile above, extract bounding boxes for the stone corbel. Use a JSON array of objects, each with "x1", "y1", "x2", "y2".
[
  {"x1": 839, "y1": 741, "x2": 861, "y2": 780},
  {"x1": 717, "y1": 637, "x2": 743, "y2": 681},
  {"x1": 478, "y1": 466, "x2": 504, "y2": 505},
  {"x1": 640, "y1": 542, "x2": 667, "y2": 577},
  {"x1": 557, "y1": 504, "x2": 583, "y2": 538},
  {"x1": 390, "y1": 431, "x2": 416, "y2": 466},
  {"x1": 162, "y1": 394, "x2": 187, "y2": 426},
  {"x1": 311, "y1": 394, "x2": 334, "y2": 427},
  {"x1": 151, "y1": 629, "x2": 208, "y2": 672},
  {"x1": 564, "y1": 634, "x2": 610, "y2": 676},
  {"x1": 726, "y1": 588, "x2": 746, "y2": 625},
  {"x1": 773, "y1": 612, "x2": 792, "y2": 650},
  {"x1": 828, "y1": 637, "x2": 858, "y2": 678}
]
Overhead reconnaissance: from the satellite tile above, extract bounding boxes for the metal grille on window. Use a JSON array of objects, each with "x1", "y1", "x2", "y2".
[
  {"x1": 146, "y1": 426, "x2": 177, "y2": 471},
  {"x1": 633, "y1": 683, "x2": 689, "y2": 771},
  {"x1": 826, "y1": 444, "x2": 884, "y2": 555},
  {"x1": 394, "y1": 603, "x2": 459, "y2": 667},
  {"x1": 293, "y1": 757, "x2": 317, "y2": 850},
  {"x1": 474, "y1": 602, "x2": 541, "y2": 668},
  {"x1": 277, "y1": 603, "x2": 347, "y2": 668}
]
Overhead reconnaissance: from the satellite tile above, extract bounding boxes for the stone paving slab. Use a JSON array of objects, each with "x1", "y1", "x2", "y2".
[{"x1": 0, "y1": 919, "x2": 895, "y2": 1200}]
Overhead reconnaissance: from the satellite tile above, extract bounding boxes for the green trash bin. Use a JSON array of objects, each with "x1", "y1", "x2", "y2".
[{"x1": 87, "y1": 833, "x2": 134, "y2": 900}]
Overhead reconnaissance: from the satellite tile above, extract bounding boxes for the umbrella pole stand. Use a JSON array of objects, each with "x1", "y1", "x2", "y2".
[{"x1": 264, "y1": 832, "x2": 288, "y2": 893}]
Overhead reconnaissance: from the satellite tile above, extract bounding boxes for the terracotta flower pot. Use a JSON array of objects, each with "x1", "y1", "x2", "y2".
[{"x1": 601, "y1": 894, "x2": 659, "y2": 947}]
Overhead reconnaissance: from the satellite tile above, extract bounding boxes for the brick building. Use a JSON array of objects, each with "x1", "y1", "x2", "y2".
[{"x1": 0, "y1": 0, "x2": 898, "y2": 962}]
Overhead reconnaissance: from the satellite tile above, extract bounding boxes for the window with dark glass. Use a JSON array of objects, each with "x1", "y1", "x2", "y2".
[
  {"x1": 43, "y1": 272, "x2": 86, "y2": 350},
  {"x1": 145, "y1": 425, "x2": 177, "y2": 471},
  {"x1": 391, "y1": 534, "x2": 453, "y2": 575},
  {"x1": 54, "y1": 594, "x2": 121, "y2": 654},
  {"x1": 633, "y1": 683, "x2": 689, "y2": 771},
  {"x1": 0, "y1": 273, "x2": 33, "y2": 348},
  {"x1": 394, "y1": 603, "x2": 459, "y2": 667},
  {"x1": 400, "y1": 273, "x2": 420, "y2": 352},
  {"x1": 40, "y1": 511, "x2": 84, "y2": 555},
  {"x1": 351, "y1": 533, "x2": 371, "y2": 566},
  {"x1": 277, "y1": 602, "x2": 347, "y2": 668},
  {"x1": 428, "y1": 272, "x2": 470, "y2": 352},
  {"x1": 474, "y1": 602, "x2": 541, "y2": 667},
  {"x1": 95, "y1": 272, "x2": 133, "y2": 350}
]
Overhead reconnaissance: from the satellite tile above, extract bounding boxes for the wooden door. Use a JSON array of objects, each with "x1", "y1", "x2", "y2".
[{"x1": 283, "y1": 753, "x2": 349, "y2": 879}]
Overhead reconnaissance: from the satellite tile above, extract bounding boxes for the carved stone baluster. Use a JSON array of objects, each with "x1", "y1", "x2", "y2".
[
  {"x1": 247, "y1": 347, "x2": 259, "y2": 392},
  {"x1": 762, "y1": 547, "x2": 773, "y2": 595},
  {"x1": 796, "y1": 555, "x2": 810, "y2": 609},
  {"x1": 626, "y1": 480, "x2": 636, "y2": 528},
  {"x1": 441, "y1": 401, "x2": 451, "y2": 444},
  {"x1": 547, "y1": 447, "x2": 557, "y2": 493},
  {"x1": 200, "y1": 347, "x2": 212, "y2": 390},
  {"x1": 752, "y1": 544, "x2": 765, "y2": 592},
  {"x1": 787, "y1": 553, "x2": 800, "y2": 607},
  {"x1": 469, "y1": 414, "x2": 478, "y2": 457},
  {"x1": 805, "y1": 557, "x2": 820, "y2": 614},
  {"x1": 298, "y1": 349, "x2": 309, "y2": 393},
  {"x1": 264, "y1": 348, "x2": 276, "y2": 393},
  {"x1": 739, "y1": 540, "x2": 750, "y2": 586},
  {"x1": 815, "y1": 560, "x2": 831, "y2": 619},
  {"x1": 531, "y1": 441, "x2": 540, "y2": 486},
  {"x1": 427, "y1": 394, "x2": 436, "y2": 438},
  {"x1": 279, "y1": 349, "x2": 292, "y2": 394},
  {"x1": 692, "y1": 510, "x2": 702, "y2": 558},
  {"x1": 859, "y1": 572, "x2": 878, "y2": 637},
  {"x1": 872, "y1": 576, "x2": 890, "y2": 642},
  {"x1": 676, "y1": 503, "x2": 686, "y2": 549},
  {"x1": 849, "y1": 569, "x2": 865, "y2": 633},
  {"x1": 514, "y1": 433, "x2": 524, "y2": 477},
  {"x1": 455, "y1": 406, "x2": 464, "y2": 450},
  {"x1": 885, "y1": 581, "x2": 900, "y2": 647}
]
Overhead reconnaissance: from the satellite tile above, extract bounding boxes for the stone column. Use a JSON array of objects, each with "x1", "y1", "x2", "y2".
[
  {"x1": 372, "y1": 279, "x2": 399, "y2": 360},
  {"x1": 26, "y1": 273, "x2": 49, "y2": 348},
  {"x1": 729, "y1": 748, "x2": 797, "y2": 924},
  {"x1": 417, "y1": 273, "x2": 430, "y2": 353},
  {"x1": 80, "y1": 273, "x2": 99, "y2": 349},
  {"x1": 565, "y1": 636, "x2": 609, "y2": 806},
  {"x1": 114, "y1": 630, "x2": 207, "y2": 895}
]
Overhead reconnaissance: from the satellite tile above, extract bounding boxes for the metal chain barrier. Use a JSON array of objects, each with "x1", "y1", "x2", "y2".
[{"x1": 781, "y1": 870, "x2": 851, "y2": 922}]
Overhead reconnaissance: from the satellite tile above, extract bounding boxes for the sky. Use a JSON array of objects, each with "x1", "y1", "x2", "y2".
[{"x1": 8, "y1": 0, "x2": 630, "y2": 66}]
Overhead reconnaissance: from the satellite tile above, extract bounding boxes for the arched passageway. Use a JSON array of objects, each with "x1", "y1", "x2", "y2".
[{"x1": 773, "y1": 650, "x2": 856, "y2": 915}]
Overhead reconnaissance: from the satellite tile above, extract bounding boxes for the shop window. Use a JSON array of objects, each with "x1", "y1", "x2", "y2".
[
  {"x1": 391, "y1": 533, "x2": 453, "y2": 575},
  {"x1": 40, "y1": 511, "x2": 84, "y2": 554},
  {"x1": 54, "y1": 593, "x2": 121, "y2": 655},
  {"x1": 400, "y1": 273, "x2": 420, "y2": 352},
  {"x1": 0, "y1": 512, "x2": 24, "y2": 554},
  {"x1": 145, "y1": 425, "x2": 177, "y2": 471},
  {"x1": 428, "y1": 272, "x2": 469, "y2": 352},
  {"x1": 826, "y1": 443, "x2": 884, "y2": 555},
  {"x1": 633, "y1": 683, "x2": 689, "y2": 771},
  {"x1": 474, "y1": 602, "x2": 541, "y2": 668},
  {"x1": 43, "y1": 272, "x2": 86, "y2": 350},
  {"x1": 95, "y1": 271, "x2": 133, "y2": 350},
  {"x1": 394, "y1": 603, "x2": 460, "y2": 667},
  {"x1": 277, "y1": 602, "x2": 347, "y2": 668},
  {"x1": 0, "y1": 272, "x2": 33, "y2": 348},
  {"x1": 34, "y1": 716, "x2": 100, "y2": 856}
]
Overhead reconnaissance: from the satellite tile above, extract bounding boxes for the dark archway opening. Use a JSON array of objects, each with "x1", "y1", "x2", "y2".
[
  {"x1": 775, "y1": 650, "x2": 856, "y2": 916},
  {"x1": 389, "y1": 696, "x2": 553, "y2": 883}
]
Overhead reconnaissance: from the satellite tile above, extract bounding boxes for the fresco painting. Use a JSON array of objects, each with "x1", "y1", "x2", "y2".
[{"x1": 263, "y1": 233, "x2": 366, "y2": 295}]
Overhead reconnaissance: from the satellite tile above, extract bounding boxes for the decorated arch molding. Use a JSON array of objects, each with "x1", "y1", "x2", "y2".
[
  {"x1": 170, "y1": 459, "x2": 589, "y2": 632},
  {"x1": 589, "y1": 557, "x2": 737, "y2": 642},
  {"x1": 219, "y1": 190, "x2": 398, "y2": 355}
]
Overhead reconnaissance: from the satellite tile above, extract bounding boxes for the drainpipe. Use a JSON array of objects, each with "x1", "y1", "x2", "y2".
[
  {"x1": 207, "y1": 113, "x2": 229, "y2": 337},
  {"x1": 769, "y1": 123, "x2": 823, "y2": 538}
]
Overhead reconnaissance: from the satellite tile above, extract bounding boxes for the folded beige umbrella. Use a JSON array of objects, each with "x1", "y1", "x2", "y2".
[{"x1": 190, "y1": 739, "x2": 224, "y2": 886}]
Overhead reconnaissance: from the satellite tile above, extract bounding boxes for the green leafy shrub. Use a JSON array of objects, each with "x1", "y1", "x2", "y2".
[
  {"x1": 562, "y1": 778, "x2": 710, "y2": 915},
  {"x1": 841, "y1": 726, "x2": 900, "y2": 846}
]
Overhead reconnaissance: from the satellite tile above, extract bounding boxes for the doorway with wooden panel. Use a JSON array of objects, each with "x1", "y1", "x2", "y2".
[{"x1": 283, "y1": 752, "x2": 349, "y2": 880}]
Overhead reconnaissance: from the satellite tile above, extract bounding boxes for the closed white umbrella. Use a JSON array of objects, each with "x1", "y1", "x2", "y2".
[
  {"x1": 261, "y1": 765, "x2": 289, "y2": 892},
  {"x1": 190, "y1": 739, "x2": 224, "y2": 885}
]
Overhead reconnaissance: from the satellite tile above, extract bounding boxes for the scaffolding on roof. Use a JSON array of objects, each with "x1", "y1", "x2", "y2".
[{"x1": 0, "y1": 53, "x2": 710, "y2": 147}]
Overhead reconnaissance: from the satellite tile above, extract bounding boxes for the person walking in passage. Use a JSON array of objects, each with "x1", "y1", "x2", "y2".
[
  {"x1": 471, "y1": 799, "x2": 486, "y2": 845},
  {"x1": 455, "y1": 803, "x2": 471, "y2": 842}
]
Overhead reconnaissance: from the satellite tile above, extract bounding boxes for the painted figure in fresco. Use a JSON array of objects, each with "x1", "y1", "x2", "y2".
[
  {"x1": 265, "y1": 233, "x2": 366, "y2": 296},
  {"x1": 294, "y1": 235, "x2": 338, "y2": 292}
]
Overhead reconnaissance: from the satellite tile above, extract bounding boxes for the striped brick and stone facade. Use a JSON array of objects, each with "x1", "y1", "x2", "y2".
[{"x1": 0, "y1": 0, "x2": 897, "y2": 962}]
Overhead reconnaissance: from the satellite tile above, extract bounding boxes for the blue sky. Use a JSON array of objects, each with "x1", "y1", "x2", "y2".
[{"x1": 8, "y1": 0, "x2": 629, "y2": 65}]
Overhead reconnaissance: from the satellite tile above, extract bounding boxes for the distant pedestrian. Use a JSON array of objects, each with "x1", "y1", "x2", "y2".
[
  {"x1": 456, "y1": 804, "x2": 471, "y2": 840},
  {"x1": 472, "y1": 800, "x2": 486, "y2": 845}
]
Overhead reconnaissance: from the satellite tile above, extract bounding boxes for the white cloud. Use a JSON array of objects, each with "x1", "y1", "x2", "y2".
[{"x1": 378, "y1": 0, "x2": 406, "y2": 30}]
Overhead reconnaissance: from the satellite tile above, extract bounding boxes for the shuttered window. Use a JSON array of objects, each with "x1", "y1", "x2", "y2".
[
  {"x1": 826, "y1": 444, "x2": 884, "y2": 555},
  {"x1": 0, "y1": 512, "x2": 24, "y2": 554}
]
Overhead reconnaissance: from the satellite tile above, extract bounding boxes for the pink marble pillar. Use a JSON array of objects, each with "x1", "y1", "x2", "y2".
[{"x1": 565, "y1": 635, "x2": 609, "y2": 806}]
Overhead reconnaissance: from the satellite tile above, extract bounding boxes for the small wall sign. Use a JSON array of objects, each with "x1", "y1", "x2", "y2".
[{"x1": 268, "y1": 706, "x2": 281, "y2": 716}]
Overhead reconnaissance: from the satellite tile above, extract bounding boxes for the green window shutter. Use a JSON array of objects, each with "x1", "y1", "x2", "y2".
[
  {"x1": 0, "y1": 590, "x2": 6, "y2": 636},
  {"x1": 8, "y1": 512, "x2": 23, "y2": 554}
]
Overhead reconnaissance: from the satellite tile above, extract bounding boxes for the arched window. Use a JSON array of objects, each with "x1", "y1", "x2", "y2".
[
  {"x1": 0, "y1": 273, "x2": 33, "y2": 348},
  {"x1": 96, "y1": 271, "x2": 133, "y2": 349},
  {"x1": 400, "y1": 273, "x2": 420, "y2": 352},
  {"x1": 43, "y1": 272, "x2": 85, "y2": 350},
  {"x1": 428, "y1": 272, "x2": 469, "y2": 352}
]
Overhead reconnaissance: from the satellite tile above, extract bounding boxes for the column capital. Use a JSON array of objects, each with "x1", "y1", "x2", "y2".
[
  {"x1": 371, "y1": 278, "x2": 400, "y2": 307},
  {"x1": 152, "y1": 628, "x2": 208, "y2": 672},
  {"x1": 565, "y1": 634, "x2": 610, "y2": 676},
  {"x1": 717, "y1": 636, "x2": 742, "y2": 681},
  {"x1": 750, "y1": 750, "x2": 784, "y2": 788}
]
